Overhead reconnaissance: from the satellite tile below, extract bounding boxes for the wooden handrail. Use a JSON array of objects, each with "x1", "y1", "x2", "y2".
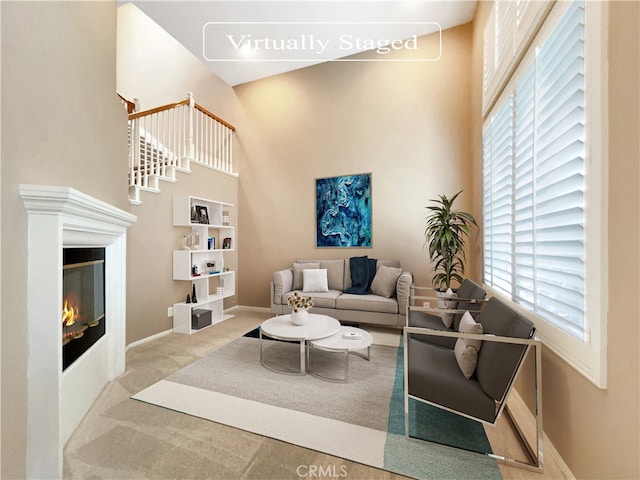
[
  {"x1": 128, "y1": 98, "x2": 236, "y2": 132},
  {"x1": 194, "y1": 103, "x2": 236, "y2": 132},
  {"x1": 128, "y1": 99, "x2": 190, "y2": 120},
  {"x1": 117, "y1": 93, "x2": 136, "y2": 114}
]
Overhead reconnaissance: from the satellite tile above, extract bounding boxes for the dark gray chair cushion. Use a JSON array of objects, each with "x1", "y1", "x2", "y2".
[
  {"x1": 407, "y1": 278, "x2": 486, "y2": 349},
  {"x1": 452, "y1": 279, "x2": 487, "y2": 331},
  {"x1": 475, "y1": 298, "x2": 535, "y2": 402},
  {"x1": 407, "y1": 310, "x2": 457, "y2": 349},
  {"x1": 407, "y1": 338, "x2": 497, "y2": 423}
]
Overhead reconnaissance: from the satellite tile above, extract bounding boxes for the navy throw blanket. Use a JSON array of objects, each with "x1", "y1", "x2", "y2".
[{"x1": 345, "y1": 256, "x2": 377, "y2": 294}]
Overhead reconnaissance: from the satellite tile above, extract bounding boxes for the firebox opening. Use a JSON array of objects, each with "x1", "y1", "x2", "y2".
[{"x1": 62, "y1": 247, "x2": 106, "y2": 371}]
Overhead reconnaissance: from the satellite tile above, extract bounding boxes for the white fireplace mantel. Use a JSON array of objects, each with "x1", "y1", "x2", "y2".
[{"x1": 20, "y1": 184, "x2": 136, "y2": 478}]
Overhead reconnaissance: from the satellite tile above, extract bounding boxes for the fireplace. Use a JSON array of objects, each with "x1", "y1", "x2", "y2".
[
  {"x1": 62, "y1": 247, "x2": 106, "y2": 370},
  {"x1": 20, "y1": 184, "x2": 136, "y2": 477}
]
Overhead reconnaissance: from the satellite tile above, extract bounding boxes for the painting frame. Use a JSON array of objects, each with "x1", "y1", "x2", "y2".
[
  {"x1": 194, "y1": 205, "x2": 210, "y2": 224},
  {"x1": 315, "y1": 173, "x2": 372, "y2": 248}
]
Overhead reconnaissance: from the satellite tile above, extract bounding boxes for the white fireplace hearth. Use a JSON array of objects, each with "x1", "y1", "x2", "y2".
[{"x1": 20, "y1": 185, "x2": 136, "y2": 478}]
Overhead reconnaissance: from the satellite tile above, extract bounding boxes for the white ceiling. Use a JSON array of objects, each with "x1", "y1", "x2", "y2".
[{"x1": 130, "y1": 1, "x2": 478, "y2": 86}]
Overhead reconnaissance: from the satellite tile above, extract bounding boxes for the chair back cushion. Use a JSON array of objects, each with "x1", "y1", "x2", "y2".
[
  {"x1": 452, "y1": 279, "x2": 487, "y2": 330},
  {"x1": 475, "y1": 298, "x2": 535, "y2": 402}
]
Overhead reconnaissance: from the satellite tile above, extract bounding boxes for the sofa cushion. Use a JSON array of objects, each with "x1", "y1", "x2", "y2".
[
  {"x1": 475, "y1": 298, "x2": 535, "y2": 402},
  {"x1": 454, "y1": 311, "x2": 483, "y2": 379},
  {"x1": 377, "y1": 259, "x2": 401, "y2": 269},
  {"x1": 370, "y1": 265, "x2": 402, "y2": 298},
  {"x1": 293, "y1": 262, "x2": 320, "y2": 290},
  {"x1": 283, "y1": 290, "x2": 341, "y2": 309},
  {"x1": 336, "y1": 293, "x2": 398, "y2": 314},
  {"x1": 303, "y1": 269, "x2": 328, "y2": 293},
  {"x1": 297, "y1": 259, "x2": 345, "y2": 291}
]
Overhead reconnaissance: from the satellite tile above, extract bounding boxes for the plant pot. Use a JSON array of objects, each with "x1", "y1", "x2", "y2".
[{"x1": 291, "y1": 309, "x2": 309, "y2": 326}]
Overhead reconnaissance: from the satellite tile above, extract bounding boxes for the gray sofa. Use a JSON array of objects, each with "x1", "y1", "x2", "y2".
[{"x1": 271, "y1": 258, "x2": 413, "y2": 327}]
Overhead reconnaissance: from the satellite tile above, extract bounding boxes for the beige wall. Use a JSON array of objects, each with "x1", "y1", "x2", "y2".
[
  {"x1": 470, "y1": 2, "x2": 640, "y2": 478},
  {"x1": 235, "y1": 24, "x2": 476, "y2": 307},
  {"x1": 117, "y1": 4, "x2": 240, "y2": 343},
  {"x1": 0, "y1": 2, "x2": 128, "y2": 476}
]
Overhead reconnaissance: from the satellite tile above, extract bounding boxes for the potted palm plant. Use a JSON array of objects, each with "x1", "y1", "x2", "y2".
[{"x1": 424, "y1": 190, "x2": 477, "y2": 290}]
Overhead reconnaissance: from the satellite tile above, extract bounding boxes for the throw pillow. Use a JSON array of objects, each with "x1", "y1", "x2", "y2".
[
  {"x1": 440, "y1": 288, "x2": 457, "y2": 328},
  {"x1": 370, "y1": 265, "x2": 402, "y2": 298},
  {"x1": 454, "y1": 311, "x2": 483, "y2": 379},
  {"x1": 293, "y1": 262, "x2": 319, "y2": 290},
  {"x1": 303, "y1": 269, "x2": 329, "y2": 293}
]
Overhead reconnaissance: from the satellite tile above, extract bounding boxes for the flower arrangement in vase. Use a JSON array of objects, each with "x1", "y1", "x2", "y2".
[{"x1": 288, "y1": 292, "x2": 314, "y2": 325}]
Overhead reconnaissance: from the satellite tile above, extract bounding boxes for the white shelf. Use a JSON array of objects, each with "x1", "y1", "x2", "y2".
[{"x1": 172, "y1": 195, "x2": 236, "y2": 334}]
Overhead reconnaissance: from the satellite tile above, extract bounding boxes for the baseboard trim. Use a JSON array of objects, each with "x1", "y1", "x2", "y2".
[
  {"x1": 126, "y1": 328, "x2": 172, "y2": 351},
  {"x1": 125, "y1": 306, "x2": 269, "y2": 351},
  {"x1": 226, "y1": 305, "x2": 271, "y2": 314},
  {"x1": 510, "y1": 390, "x2": 576, "y2": 479}
]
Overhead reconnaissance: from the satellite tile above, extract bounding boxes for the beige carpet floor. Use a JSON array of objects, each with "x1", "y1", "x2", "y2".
[{"x1": 63, "y1": 307, "x2": 565, "y2": 480}]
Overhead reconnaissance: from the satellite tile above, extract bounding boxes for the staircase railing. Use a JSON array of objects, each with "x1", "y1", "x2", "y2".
[{"x1": 126, "y1": 92, "x2": 236, "y2": 204}]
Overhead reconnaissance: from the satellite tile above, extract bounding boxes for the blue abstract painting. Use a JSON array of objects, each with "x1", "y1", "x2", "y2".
[{"x1": 316, "y1": 173, "x2": 372, "y2": 248}]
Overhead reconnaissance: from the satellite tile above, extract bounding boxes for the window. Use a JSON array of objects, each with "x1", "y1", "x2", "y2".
[{"x1": 482, "y1": 0, "x2": 608, "y2": 388}]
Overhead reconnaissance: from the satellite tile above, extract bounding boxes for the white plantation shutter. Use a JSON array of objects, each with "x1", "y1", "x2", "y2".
[
  {"x1": 482, "y1": 7, "x2": 497, "y2": 112},
  {"x1": 483, "y1": 0, "x2": 587, "y2": 341},
  {"x1": 533, "y1": 0, "x2": 586, "y2": 338},
  {"x1": 483, "y1": 0, "x2": 553, "y2": 115},
  {"x1": 513, "y1": 65, "x2": 536, "y2": 311},
  {"x1": 516, "y1": 0, "x2": 550, "y2": 52},
  {"x1": 495, "y1": 0, "x2": 516, "y2": 75},
  {"x1": 484, "y1": 98, "x2": 514, "y2": 297}
]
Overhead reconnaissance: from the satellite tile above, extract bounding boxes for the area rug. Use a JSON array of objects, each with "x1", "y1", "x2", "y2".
[{"x1": 132, "y1": 335, "x2": 501, "y2": 480}]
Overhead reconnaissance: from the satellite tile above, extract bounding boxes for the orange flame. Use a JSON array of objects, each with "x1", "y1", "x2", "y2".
[{"x1": 62, "y1": 298, "x2": 79, "y2": 327}]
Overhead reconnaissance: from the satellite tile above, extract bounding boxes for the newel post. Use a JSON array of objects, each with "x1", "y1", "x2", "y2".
[{"x1": 186, "y1": 91, "x2": 195, "y2": 160}]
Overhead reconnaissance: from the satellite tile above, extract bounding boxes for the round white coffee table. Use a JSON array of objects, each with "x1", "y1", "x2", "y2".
[
  {"x1": 260, "y1": 314, "x2": 341, "y2": 375},
  {"x1": 307, "y1": 326, "x2": 373, "y2": 382}
]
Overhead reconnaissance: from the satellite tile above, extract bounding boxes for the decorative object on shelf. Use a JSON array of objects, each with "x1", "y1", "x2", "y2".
[
  {"x1": 222, "y1": 211, "x2": 230, "y2": 225},
  {"x1": 191, "y1": 205, "x2": 199, "y2": 223},
  {"x1": 191, "y1": 309, "x2": 212, "y2": 330},
  {"x1": 206, "y1": 261, "x2": 217, "y2": 274},
  {"x1": 288, "y1": 292, "x2": 314, "y2": 326},
  {"x1": 186, "y1": 293, "x2": 191, "y2": 304},
  {"x1": 192, "y1": 264, "x2": 200, "y2": 276},
  {"x1": 208, "y1": 237, "x2": 215, "y2": 250},
  {"x1": 191, "y1": 284, "x2": 198, "y2": 303},
  {"x1": 222, "y1": 237, "x2": 232, "y2": 249},
  {"x1": 316, "y1": 173, "x2": 372, "y2": 248},
  {"x1": 424, "y1": 190, "x2": 477, "y2": 290},
  {"x1": 195, "y1": 205, "x2": 210, "y2": 224},
  {"x1": 182, "y1": 229, "x2": 200, "y2": 250}
]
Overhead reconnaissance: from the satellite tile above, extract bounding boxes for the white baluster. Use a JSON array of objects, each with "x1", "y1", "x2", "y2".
[
  {"x1": 229, "y1": 128, "x2": 233, "y2": 174},
  {"x1": 187, "y1": 92, "x2": 195, "y2": 160}
]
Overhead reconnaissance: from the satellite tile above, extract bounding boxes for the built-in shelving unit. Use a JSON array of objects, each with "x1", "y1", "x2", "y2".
[{"x1": 172, "y1": 195, "x2": 235, "y2": 334}]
